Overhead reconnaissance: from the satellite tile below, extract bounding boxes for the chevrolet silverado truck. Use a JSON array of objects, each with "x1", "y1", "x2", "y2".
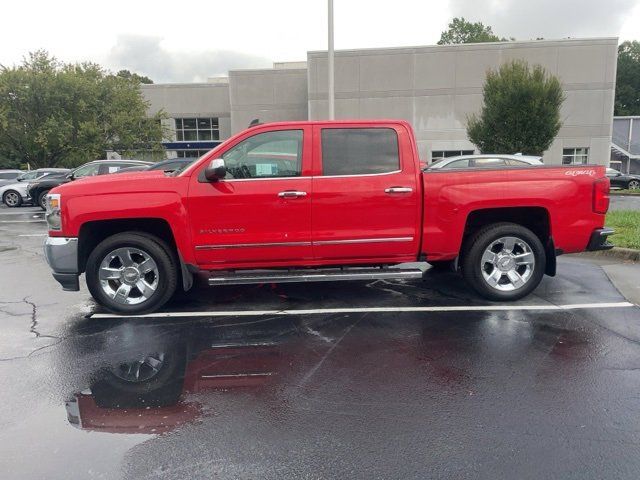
[{"x1": 43, "y1": 120, "x2": 613, "y2": 315}]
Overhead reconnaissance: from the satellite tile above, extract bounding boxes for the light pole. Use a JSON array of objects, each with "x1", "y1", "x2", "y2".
[{"x1": 328, "y1": 0, "x2": 335, "y2": 120}]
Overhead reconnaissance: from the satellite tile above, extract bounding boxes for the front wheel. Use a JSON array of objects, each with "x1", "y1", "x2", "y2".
[
  {"x1": 628, "y1": 179, "x2": 640, "y2": 190},
  {"x1": 462, "y1": 223, "x2": 545, "y2": 301},
  {"x1": 2, "y1": 190, "x2": 22, "y2": 207},
  {"x1": 86, "y1": 232, "x2": 178, "y2": 314}
]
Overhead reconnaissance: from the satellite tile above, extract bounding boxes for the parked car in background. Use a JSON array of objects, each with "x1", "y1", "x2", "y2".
[
  {"x1": 28, "y1": 160, "x2": 151, "y2": 210},
  {"x1": 1, "y1": 168, "x2": 70, "y2": 207},
  {"x1": 116, "y1": 159, "x2": 194, "y2": 175},
  {"x1": 0, "y1": 170, "x2": 24, "y2": 187},
  {"x1": 428, "y1": 154, "x2": 543, "y2": 170},
  {"x1": 606, "y1": 167, "x2": 640, "y2": 190}
]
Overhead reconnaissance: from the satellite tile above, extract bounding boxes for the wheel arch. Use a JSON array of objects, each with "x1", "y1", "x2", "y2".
[
  {"x1": 462, "y1": 207, "x2": 556, "y2": 276},
  {"x1": 78, "y1": 218, "x2": 193, "y2": 290}
]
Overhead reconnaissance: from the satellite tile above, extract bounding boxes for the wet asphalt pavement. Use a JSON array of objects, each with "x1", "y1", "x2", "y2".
[{"x1": 1, "y1": 205, "x2": 640, "y2": 480}]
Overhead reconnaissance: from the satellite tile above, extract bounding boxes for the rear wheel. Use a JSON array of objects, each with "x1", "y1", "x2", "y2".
[
  {"x1": 462, "y1": 223, "x2": 545, "y2": 301},
  {"x1": 2, "y1": 190, "x2": 22, "y2": 207},
  {"x1": 38, "y1": 190, "x2": 50, "y2": 210},
  {"x1": 86, "y1": 232, "x2": 178, "y2": 314},
  {"x1": 628, "y1": 179, "x2": 640, "y2": 190}
]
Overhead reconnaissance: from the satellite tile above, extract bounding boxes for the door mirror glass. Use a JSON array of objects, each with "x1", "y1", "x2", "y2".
[{"x1": 205, "y1": 158, "x2": 227, "y2": 181}]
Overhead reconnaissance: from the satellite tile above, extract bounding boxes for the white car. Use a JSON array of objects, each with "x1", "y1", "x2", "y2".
[
  {"x1": 1, "y1": 169, "x2": 69, "y2": 207},
  {"x1": 428, "y1": 154, "x2": 543, "y2": 170}
]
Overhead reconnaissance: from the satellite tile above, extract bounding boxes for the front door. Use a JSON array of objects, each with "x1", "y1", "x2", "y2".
[
  {"x1": 188, "y1": 126, "x2": 313, "y2": 268},
  {"x1": 311, "y1": 124, "x2": 421, "y2": 262}
]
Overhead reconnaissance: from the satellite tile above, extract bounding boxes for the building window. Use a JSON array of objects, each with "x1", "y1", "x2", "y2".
[
  {"x1": 562, "y1": 148, "x2": 589, "y2": 165},
  {"x1": 431, "y1": 150, "x2": 474, "y2": 161},
  {"x1": 175, "y1": 118, "x2": 219, "y2": 141},
  {"x1": 175, "y1": 150, "x2": 210, "y2": 158}
]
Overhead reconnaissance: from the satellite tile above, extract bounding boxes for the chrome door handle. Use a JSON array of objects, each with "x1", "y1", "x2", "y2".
[
  {"x1": 278, "y1": 190, "x2": 307, "y2": 198},
  {"x1": 385, "y1": 187, "x2": 413, "y2": 194}
]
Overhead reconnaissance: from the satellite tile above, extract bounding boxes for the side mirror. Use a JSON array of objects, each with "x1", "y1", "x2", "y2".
[
  {"x1": 204, "y1": 158, "x2": 227, "y2": 181},
  {"x1": 66, "y1": 173, "x2": 75, "y2": 180}
]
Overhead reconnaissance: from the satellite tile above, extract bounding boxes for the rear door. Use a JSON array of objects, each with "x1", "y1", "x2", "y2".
[{"x1": 311, "y1": 124, "x2": 421, "y2": 262}]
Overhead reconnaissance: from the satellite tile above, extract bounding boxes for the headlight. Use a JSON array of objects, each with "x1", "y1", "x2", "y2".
[{"x1": 45, "y1": 193, "x2": 62, "y2": 231}]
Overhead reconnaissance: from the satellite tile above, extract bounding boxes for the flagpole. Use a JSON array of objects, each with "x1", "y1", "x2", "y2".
[{"x1": 328, "y1": 0, "x2": 335, "y2": 120}]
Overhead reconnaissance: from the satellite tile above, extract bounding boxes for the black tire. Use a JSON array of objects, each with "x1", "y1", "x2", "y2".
[
  {"x1": 2, "y1": 190, "x2": 22, "y2": 207},
  {"x1": 37, "y1": 190, "x2": 50, "y2": 210},
  {"x1": 461, "y1": 222, "x2": 545, "y2": 301},
  {"x1": 86, "y1": 232, "x2": 178, "y2": 315},
  {"x1": 628, "y1": 179, "x2": 640, "y2": 190}
]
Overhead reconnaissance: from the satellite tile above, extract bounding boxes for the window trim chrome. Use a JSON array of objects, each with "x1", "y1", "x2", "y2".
[{"x1": 315, "y1": 169, "x2": 402, "y2": 179}]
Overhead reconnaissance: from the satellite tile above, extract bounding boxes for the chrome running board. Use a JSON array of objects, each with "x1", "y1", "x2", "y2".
[{"x1": 208, "y1": 267, "x2": 424, "y2": 286}]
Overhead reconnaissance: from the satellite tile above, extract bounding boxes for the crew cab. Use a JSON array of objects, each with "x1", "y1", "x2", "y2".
[{"x1": 43, "y1": 120, "x2": 613, "y2": 315}]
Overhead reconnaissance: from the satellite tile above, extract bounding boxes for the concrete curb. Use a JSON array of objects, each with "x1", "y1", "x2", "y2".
[
  {"x1": 610, "y1": 192, "x2": 640, "y2": 196},
  {"x1": 577, "y1": 247, "x2": 640, "y2": 262}
]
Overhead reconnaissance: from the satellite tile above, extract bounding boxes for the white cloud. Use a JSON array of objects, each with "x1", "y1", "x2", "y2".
[
  {"x1": 107, "y1": 35, "x2": 271, "y2": 83},
  {"x1": 0, "y1": 0, "x2": 638, "y2": 82}
]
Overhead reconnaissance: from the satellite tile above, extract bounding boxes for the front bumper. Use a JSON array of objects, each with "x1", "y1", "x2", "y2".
[
  {"x1": 586, "y1": 227, "x2": 615, "y2": 251},
  {"x1": 43, "y1": 236, "x2": 80, "y2": 291}
]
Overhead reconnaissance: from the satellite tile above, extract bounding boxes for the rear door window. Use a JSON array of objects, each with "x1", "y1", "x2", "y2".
[
  {"x1": 445, "y1": 159, "x2": 470, "y2": 169},
  {"x1": 321, "y1": 128, "x2": 399, "y2": 176},
  {"x1": 505, "y1": 159, "x2": 530, "y2": 166}
]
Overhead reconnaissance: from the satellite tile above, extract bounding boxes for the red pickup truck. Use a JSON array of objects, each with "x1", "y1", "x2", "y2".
[{"x1": 43, "y1": 120, "x2": 613, "y2": 314}]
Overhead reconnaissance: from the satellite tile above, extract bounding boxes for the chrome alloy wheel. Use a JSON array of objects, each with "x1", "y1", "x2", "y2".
[
  {"x1": 480, "y1": 236, "x2": 535, "y2": 292},
  {"x1": 98, "y1": 247, "x2": 159, "y2": 305},
  {"x1": 113, "y1": 353, "x2": 165, "y2": 382},
  {"x1": 4, "y1": 191, "x2": 20, "y2": 206},
  {"x1": 629, "y1": 180, "x2": 640, "y2": 190}
]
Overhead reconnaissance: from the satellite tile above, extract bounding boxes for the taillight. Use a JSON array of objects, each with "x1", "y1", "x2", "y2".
[{"x1": 593, "y1": 177, "x2": 610, "y2": 214}]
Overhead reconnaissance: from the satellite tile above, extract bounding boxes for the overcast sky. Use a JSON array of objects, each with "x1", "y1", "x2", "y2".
[{"x1": 1, "y1": 0, "x2": 639, "y2": 82}]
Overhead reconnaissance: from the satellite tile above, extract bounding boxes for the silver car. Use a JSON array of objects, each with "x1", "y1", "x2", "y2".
[
  {"x1": 1, "y1": 168, "x2": 69, "y2": 207},
  {"x1": 428, "y1": 154, "x2": 543, "y2": 170}
]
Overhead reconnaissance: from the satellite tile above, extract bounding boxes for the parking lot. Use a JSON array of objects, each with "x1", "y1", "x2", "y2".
[{"x1": 1, "y1": 203, "x2": 640, "y2": 479}]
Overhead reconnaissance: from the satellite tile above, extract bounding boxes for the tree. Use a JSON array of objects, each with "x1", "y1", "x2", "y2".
[
  {"x1": 467, "y1": 60, "x2": 565, "y2": 155},
  {"x1": 0, "y1": 51, "x2": 165, "y2": 168},
  {"x1": 615, "y1": 41, "x2": 640, "y2": 116},
  {"x1": 438, "y1": 17, "x2": 506, "y2": 45},
  {"x1": 116, "y1": 69, "x2": 154, "y2": 85}
]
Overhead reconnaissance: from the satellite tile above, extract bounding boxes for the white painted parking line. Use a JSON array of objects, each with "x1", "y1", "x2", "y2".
[
  {"x1": 18, "y1": 234, "x2": 47, "y2": 237},
  {"x1": 91, "y1": 301, "x2": 636, "y2": 319}
]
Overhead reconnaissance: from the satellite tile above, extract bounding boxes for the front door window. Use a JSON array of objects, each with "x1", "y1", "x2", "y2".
[{"x1": 222, "y1": 130, "x2": 303, "y2": 179}]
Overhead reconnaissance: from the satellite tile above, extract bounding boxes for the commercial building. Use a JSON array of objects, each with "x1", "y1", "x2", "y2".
[{"x1": 141, "y1": 37, "x2": 618, "y2": 166}]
